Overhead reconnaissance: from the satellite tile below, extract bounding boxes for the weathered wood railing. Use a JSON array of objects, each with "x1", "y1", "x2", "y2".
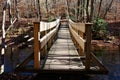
[
  {"x1": 16, "y1": 19, "x2": 60, "y2": 70},
  {"x1": 69, "y1": 19, "x2": 108, "y2": 74},
  {"x1": 34, "y1": 19, "x2": 60, "y2": 69}
]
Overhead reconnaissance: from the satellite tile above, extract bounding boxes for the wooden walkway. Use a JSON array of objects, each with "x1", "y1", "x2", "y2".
[
  {"x1": 14, "y1": 20, "x2": 108, "y2": 74},
  {"x1": 43, "y1": 22, "x2": 85, "y2": 70}
]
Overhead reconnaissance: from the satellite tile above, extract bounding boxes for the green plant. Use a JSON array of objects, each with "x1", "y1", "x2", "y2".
[
  {"x1": 47, "y1": 16, "x2": 56, "y2": 22},
  {"x1": 92, "y1": 18, "x2": 109, "y2": 40}
]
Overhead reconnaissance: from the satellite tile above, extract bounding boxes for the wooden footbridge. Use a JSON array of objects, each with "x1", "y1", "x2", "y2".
[
  {"x1": 0, "y1": 0, "x2": 109, "y2": 75},
  {"x1": 12, "y1": 18, "x2": 108, "y2": 74}
]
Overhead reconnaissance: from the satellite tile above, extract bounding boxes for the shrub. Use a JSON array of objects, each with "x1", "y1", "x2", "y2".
[{"x1": 92, "y1": 18, "x2": 109, "y2": 40}]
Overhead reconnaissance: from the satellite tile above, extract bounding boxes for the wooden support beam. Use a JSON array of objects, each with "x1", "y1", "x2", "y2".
[
  {"x1": 85, "y1": 23, "x2": 92, "y2": 70},
  {"x1": 34, "y1": 22, "x2": 40, "y2": 69},
  {"x1": 15, "y1": 53, "x2": 34, "y2": 71},
  {"x1": 91, "y1": 53, "x2": 108, "y2": 72}
]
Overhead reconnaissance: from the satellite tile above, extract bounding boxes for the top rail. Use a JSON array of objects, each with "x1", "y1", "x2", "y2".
[
  {"x1": 40, "y1": 19, "x2": 60, "y2": 32},
  {"x1": 69, "y1": 19, "x2": 86, "y2": 33}
]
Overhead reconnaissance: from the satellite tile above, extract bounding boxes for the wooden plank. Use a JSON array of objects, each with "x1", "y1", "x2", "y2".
[
  {"x1": 78, "y1": 23, "x2": 85, "y2": 33},
  {"x1": 78, "y1": 31, "x2": 84, "y2": 38},
  {"x1": 34, "y1": 22, "x2": 40, "y2": 69}
]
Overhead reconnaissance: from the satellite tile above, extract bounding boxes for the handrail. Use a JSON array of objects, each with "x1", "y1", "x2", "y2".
[
  {"x1": 69, "y1": 19, "x2": 108, "y2": 73},
  {"x1": 15, "y1": 19, "x2": 60, "y2": 69},
  {"x1": 69, "y1": 24, "x2": 85, "y2": 51},
  {"x1": 40, "y1": 22, "x2": 59, "y2": 49},
  {"x1": 40, "y1": 19, "x2": 60, "y2": 32},
  {"x1": 69, "y1": 19, "x2": 90, "y2": 54},
  {"x1": 33, "y1": 19, "x2": 60, "y2": 69},
  {"x1": 40, "y1": 19, "x2": 60, "y2": 49},
  {"x1": 69, "y1": 19, "x2": 86, "y2": 33},
  {"x1": 69, "y1": 19, "x2": 92, "y2": 70}
]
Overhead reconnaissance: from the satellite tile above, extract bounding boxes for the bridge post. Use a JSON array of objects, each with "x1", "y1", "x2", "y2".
[
  {"x1": 85, "y1": 23, "x2": 92, "y2": 70},
  {"x1": 34, "y1": 22, "x2": 40, "y2": 69}
]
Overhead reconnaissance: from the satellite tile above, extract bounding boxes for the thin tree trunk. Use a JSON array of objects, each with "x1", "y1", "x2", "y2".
[
  {"x1": 86, "y1": 0, "x2": 90, "y2": 22},
  {"x1": 36, "y1": 0, "x2": 41, "y2": 21},
  {"x1": 52, "y1": 0, "x2": 56, "y2": 7},
  {"x1": 7, "y1": 0, "x2": 12, "y2": 24},
  {"x1": 90, "y1": 0, "x2": 94, "y2": 22},
  {"x1": 82, "y1": 0, "x2": 86, "y2": 22},
  {"x1": 1, "y1": 0, "x2": 7, "y2": 73},
  {"x1": 97, "y1": 0, "x2": 103, "y2": 17},
  {"x1": 77, "y1": 0, "x2": 80, "y2": 21},
  {"x1": 74, "y1": 0, "x2": 77, "y2": 22},
  {"x1": 2, "y1": 8, "x2": 6, "y2": 54},
  {"x1": 66, "y1": 0, "x2": 70, "y2": 17},
  {"x1": 103, "y1": 0, "x2": 113, "y2": 18},
  {"x1": 80, "y1": 0, "x2": 84, "y2": 22},
  {"x1": 45, "y1": 0, "x2": 48, "y2": 14},
  {"x1": 1, "y1": 10, "x2": 6, "y2": 74},
  {"x1": 15, "y1": 0, "x2": 18, "y2": 20}
]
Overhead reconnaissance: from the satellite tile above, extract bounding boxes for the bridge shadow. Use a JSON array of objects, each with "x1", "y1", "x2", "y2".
[{"x1": 33, "y1": 73, "x2": 90, "y2": 80}]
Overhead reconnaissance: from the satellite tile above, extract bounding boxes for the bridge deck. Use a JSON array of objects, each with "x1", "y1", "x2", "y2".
[{"x1": 43, "y1": 22, "x2": 85, "y2": 70}]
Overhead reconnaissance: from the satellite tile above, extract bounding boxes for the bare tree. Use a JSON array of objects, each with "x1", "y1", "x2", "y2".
[
  {"x1": 45, "y1": 0, "x2": 48, "y2": 14},
  {"x1": 66, "y1": 0, "x2": 70, "y2": 17},
  {"x1": 97, "y1": 0, "x2": 103, "y2": 17},
  {"x1": 103, "y1": 0, "x2": 113, "y2": 18},
  {"x1": 89, "y1": 0, "x2": 94, "y2": 22},
  {"x1": 77, "y1": 0, "x2": 80, "y2": 21},
  {"x1": 36, "y1": 0, "x2": 41, "y2": 21},
  {"x1": 15, "y1": 0, "x2": 18, "y2": 20},
  {"x1": 1, "y1": 0, "x2": 12, "y2": 73},
  {"x1": 81, "y1": 0, "x2": 86, "y2": 22},
  {"x1": 86, "y1": 0, "x2": 90, "y2": 22}
]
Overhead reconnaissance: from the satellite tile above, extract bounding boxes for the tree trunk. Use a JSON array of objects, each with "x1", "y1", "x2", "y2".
[
  {"x1": 97, "y1": 0, "x2": 103, "y2": 17},
  {"x1": 36, "y1": 0, "x2": 41, "y2": 21},
  {"x1": 82, "y1": 0, "x2": 86, "y2": 22},
  {"x1": 45, "y1": 0, "x2": 48, "y2": 14},
  {"x1": 15, "y1": 0, "x2": 18, "y2": 20},
  {"x1": 89, "y1": 0, "x2": 94, "y2": 22},
  {"x1": 103, "y1": 0, "x2": 113, "y2": 19},
  {"x1": 86, "y1": 0, "x2": 90, "y2": 22},
  {"x1": 66, "y1": 0, "x2": 70, "y2": 17},
  {"x1": 7, "y1": 0, "x2": 12, "y2": 24},
  {"x1": 1, "y1": 0, "x2": 7, "y2": 73},
  {"x1": 77, "y1": 0, "x2": 80, "y2": 21},
  {"x1": 52, "y1": 0, "x2": 56, "y2": 8}
]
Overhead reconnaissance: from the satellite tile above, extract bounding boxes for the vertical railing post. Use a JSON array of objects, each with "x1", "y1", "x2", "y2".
[
  {"x1": 34, "y1": 22, "x2": 40, "y2": 69},
  {"x1": 85, "y1": 23, "x2": 92, "y2": 70}
]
